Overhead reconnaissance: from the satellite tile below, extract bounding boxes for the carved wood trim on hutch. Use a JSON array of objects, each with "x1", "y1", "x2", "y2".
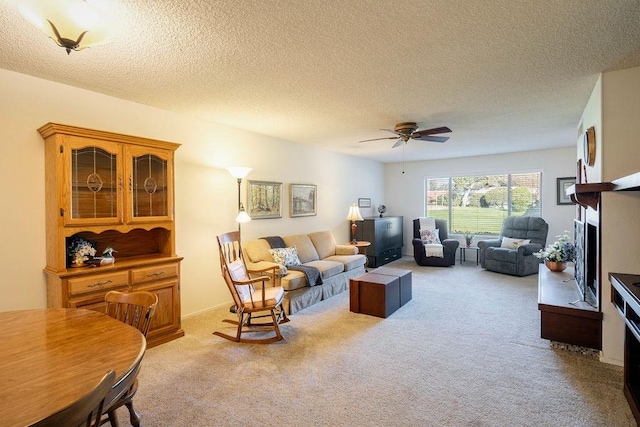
[{"x1": 40, "y1": 123, "x2": 184, "y2": 348}]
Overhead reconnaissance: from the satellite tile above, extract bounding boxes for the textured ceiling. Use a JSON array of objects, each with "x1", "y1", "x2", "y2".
[{"x1": 1, "y1": 0, "x2": 640, "y2": 163}]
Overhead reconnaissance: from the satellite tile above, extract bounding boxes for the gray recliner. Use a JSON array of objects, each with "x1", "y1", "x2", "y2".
[{"x1": 477, "y1": 216, "x2": 548, "y2": 276}]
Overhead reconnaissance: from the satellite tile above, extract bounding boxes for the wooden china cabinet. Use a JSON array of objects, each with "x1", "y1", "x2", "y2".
[{"x1": 39, "y1": 123, "x2": 184, "y2": 347}]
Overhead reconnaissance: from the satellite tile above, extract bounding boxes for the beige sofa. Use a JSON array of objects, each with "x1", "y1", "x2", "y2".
[{"x1": 244, "y1": 230, "x2": 366, "y2": 314}]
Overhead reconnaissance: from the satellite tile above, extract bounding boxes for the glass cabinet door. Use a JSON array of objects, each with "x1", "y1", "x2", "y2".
[
  {"x1": 65, "y1": 138, "x2": 123, "y2": 225},
  {"x1": 127, "y1": 147, "x2": 173, "y2": 222}
]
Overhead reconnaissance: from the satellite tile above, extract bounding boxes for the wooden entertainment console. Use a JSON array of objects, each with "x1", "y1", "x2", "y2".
[
  {"x1": 610, "y1": 273, "x2": 640, "y2": 423},
  {"x1": 537, "y1": 264, "x2": 602, "y2": 350}
]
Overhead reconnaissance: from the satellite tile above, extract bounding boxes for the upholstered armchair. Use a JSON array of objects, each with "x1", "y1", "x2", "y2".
[
  {"x1": 477, "y1": 216, "x2": 549, "y2": 277},
  {"x1": 412, "y1": 218, "x2": 459, "y2": 267}
]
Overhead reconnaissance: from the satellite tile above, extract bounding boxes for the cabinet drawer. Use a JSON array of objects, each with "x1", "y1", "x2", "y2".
[
  {"x1": 68, "y1": 271, "x2": 129, "y2": 296},
  {"x1": 131, "y1": 263, "x2": 179, "y2": 285},
  {"x1": 368, "y1": 247, "x2": 402, "y2": 268}
]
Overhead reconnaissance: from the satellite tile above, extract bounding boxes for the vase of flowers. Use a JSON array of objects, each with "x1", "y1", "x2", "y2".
[
  {"x1": 463, "y1": 232, "x2": 474, "y2": 247},
  {"x1": 534, "y1": 231, "x2": 575, "y2": 272},
  {"x1": 67, "y1": 236, "x2": 97, "y2": 268}
]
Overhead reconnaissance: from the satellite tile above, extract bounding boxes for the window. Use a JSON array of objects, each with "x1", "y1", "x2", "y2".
[{"x1": 426, "y1": 172, "x2": 542, "y2": 236}]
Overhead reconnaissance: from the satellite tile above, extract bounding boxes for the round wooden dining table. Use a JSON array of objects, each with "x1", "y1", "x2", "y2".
[{"x1": 0, "y1": 308, "x2": 146, "y2": 427}]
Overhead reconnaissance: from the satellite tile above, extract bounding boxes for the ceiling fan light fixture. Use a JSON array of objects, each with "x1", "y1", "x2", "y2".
[
  {"x1": 360, "y1": 122, "x2": 452, "y2": 148},
  {"x1": 394, "y1": 122, "x2": 419, "y2": 134},
  {"x1": 18, "y1": 0, "x2": 113, "y2": 54}
]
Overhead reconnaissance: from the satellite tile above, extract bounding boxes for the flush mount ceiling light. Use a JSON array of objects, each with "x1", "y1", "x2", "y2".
[{"x1": 18, "y1": 0, "x2": 112, "y2": 54}]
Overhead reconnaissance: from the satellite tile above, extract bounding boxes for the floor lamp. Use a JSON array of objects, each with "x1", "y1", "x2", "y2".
[
  {"x1": 226, "y1": 167, "x2": 251, "y2": 314},
  {"x1": 226, "y1": 167, "x2": 252, "y2": 232}
]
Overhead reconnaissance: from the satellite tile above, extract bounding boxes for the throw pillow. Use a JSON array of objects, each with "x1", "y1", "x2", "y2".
[
  {"x1": 268, "y1": 246, "x2": 302, "y2": 267},
  {"x1": 276, "y1": 265, "x2": 288, "y2": 277},
  {"x1": 420, "y1": 228, "x2": 441, "y2": 245},
  {"x1": 500, "y1": 237, "x2": 531, "y2": 249}
]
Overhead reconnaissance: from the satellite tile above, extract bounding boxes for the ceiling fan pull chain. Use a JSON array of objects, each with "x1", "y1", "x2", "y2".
[{"x1": 402, "y1": 143, "x2": 405, "y2": 174}]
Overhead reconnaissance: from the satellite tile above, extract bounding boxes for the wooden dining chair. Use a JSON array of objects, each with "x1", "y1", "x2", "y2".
[
  {"x1": 216, "y1": 230, "x2": 289, "y2": 344},
  {"x1": 32, "y1": 370, "x2": 115, "y2": 427},
  {"x1": 104, "y1": 290, "x2": 158, "y2": 336},
  {"x1": 102, "y1": 291, "x2": 158, "y2": 427}
]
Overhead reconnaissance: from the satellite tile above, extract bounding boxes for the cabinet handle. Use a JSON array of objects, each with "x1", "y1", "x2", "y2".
[
  {"x1": 88, "y1": 279, "x2": 113, "y2": 288},
  {"x1": 146, "y1": 271, "x2": 166, "y2": 277},
  {"x1": 119, "y1": 175, "x2": 123, "y2": 191},
  {"x1": 129, "y1": 176, "x2": 133, "y2": 192}
]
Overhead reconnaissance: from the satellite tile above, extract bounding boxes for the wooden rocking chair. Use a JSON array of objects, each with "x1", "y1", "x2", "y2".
[{"x1": 215, "y1": 231, "x2": 289, "y2": 344}]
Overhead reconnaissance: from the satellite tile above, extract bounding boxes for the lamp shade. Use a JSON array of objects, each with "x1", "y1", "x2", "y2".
[
  {"x1": 235, "y1": 210, "x2": 251, "y2": 223},
  {"x1": 346, "y1": 204, "x2": 364, "y2": 222},
  {"x1": 18, "y1": 0, "x2": 113, "y2": 52},
  {"x1": 227, "y1": 166, "x2": 252, "y2": 180}
]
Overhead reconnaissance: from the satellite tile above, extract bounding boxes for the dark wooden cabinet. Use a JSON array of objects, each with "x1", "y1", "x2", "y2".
[
  {"x1": 610, "y1": 273, "x2": 640, "y2": 423},
  {"x1": 356, "y1": 216, "x2": 403, "y2": 268}
]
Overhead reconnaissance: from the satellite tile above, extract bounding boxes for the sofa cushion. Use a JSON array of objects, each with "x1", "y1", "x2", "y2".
[
  {"x1": 304, "y1": 260, "x2": 344, "y2": 279},
  {"x1": 280, "y1": 260, "x2": 344, "y2": 291},
  {"x1": 268, "y1": 246, "x2": 302, "y2": 266},
  {"x1": 324, "y1": 254, "x2": 365, "y2": 271},
  {"x1": 280, "y1": 270, "x2": 307, "y2": 291},
  {"x1": 244, "y1": 239, "x2": 272, "y2": 263},
  {"x1": 283, "y1": 234, "x2": 319, "y2": 263},
  {"x1": 308, "y1": 231, "x2": 337, "y2": 260}
]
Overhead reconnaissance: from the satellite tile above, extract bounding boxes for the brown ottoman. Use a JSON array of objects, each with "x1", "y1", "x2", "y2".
[
  {"x1": 374, "y1": 267, "x2": 412, "y2": 306},
  {"x1": 350, "y1": 273, "x2": 400, "y2": 318}
]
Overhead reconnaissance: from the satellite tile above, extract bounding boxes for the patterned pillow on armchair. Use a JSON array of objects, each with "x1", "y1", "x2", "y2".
[{"x1": 420, "y1": 229, "x2": 441, "y2": 245}]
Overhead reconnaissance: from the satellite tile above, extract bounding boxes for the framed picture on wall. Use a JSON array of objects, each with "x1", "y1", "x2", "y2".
[
  {"x1": 290, "y1": 184, "x2": 317, "y2": 217},
  {"x1": 247, "y1": 180, "x2": 282, "y2": 219},
  {"x1": 557, "y1": 177, "x2": 576, "y2": 205},
  {"x1": 358, "y1": 198, "x2": 371, "y2": 208}
]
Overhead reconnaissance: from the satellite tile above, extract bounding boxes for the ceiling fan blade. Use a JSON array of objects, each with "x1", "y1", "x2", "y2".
[
  {"x1": 412, "y1": 126, "x2": 452, "y2": 138},
  {"x1": 359, "y1": 136, "x2": 399, "y2": 143},
  {"x1": 391, "y1": 139, "x2": 404, "y2": 148},
  {"x1": 417, "y1": 136, "x2": 450, "y2": 143}
]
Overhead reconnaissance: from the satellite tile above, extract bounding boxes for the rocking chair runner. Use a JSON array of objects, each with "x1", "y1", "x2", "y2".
[{"x1": 216, "y1": 231, "x2": 289, "y2": 343}]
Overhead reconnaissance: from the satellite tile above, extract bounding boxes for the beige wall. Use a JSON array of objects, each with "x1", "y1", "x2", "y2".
[
  {"x1": 0, "y1": 68, "x2": 384, "y2": 316},
  {"x1": 597, "y1": 66, "x2": 640, "y2": 365},
  {"x1": 0, "y1": 67, "x2": 598, "y2": 331},
  {"x1": 384, "y1": 148, "x2": 577, "y2": 252}
]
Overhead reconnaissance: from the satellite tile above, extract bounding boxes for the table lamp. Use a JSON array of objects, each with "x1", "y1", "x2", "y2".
[{"x1": 346, "y1": 203, "x2": 364, "y2": 244}]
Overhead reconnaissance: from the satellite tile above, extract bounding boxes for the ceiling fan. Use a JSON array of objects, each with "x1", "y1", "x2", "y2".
[{"x1": 359, "y1": 122, "x2": 452, "y2": 148}]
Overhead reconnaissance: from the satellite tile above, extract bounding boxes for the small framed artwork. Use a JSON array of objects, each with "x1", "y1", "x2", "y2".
[
  {"x1": 557, "y1": 177, "x2": 576, "y2": 205},
  {"x1": 247, "y1": 180, "x2": 282, "y2": 219},
  {"x1": 358, "y1": 198, "x2": 371, "y2": 208},
  {"x1": 290, "y1": 184, "x2": 317, "y2": 217}
]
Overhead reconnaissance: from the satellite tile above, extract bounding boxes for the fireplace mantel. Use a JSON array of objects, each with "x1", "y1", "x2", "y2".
[
  {"x1": 566, "y1": 171, "x2": 640, "y2": 210},
  {"x1": 566, "y1": 182, "x2": 615, "y2": 210}
]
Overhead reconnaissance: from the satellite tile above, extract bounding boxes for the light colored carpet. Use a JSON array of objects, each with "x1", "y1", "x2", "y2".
[{"x1": 116, "y1": 257, "x2": 636, "y2": 426}]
